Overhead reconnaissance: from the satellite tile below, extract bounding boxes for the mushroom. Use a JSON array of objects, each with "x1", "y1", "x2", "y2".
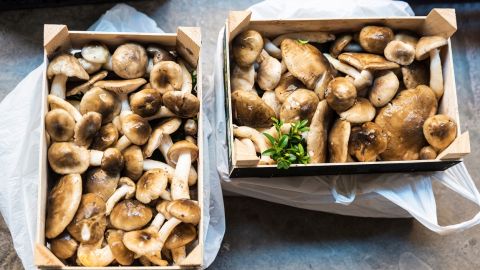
[
  {"x1": 358, "y1": 26, "x2": 394, "y2": 54},
  {"x1": 419, "y1": 146, "x2": 437, "y2": 160},
  {"x1": 423, "y1": 114, "x2": 457, "y2": 151},
  {"x1": 274, "y1": 72, "x2": 304, "y2": 103},
  {"x1": 109, "y1": 199, "x2": 153, "y2": 231},
  {"x1": 395, "y1": 31, "x2": 418, "y2": 48},
  {"x1": 47, "y1": 54, "x2": 89, "y2": 99},
  {"x1": 338, "y1": 52, "x2": 399, "y2": 70},
  {"x1": 324, "y1": 77, "x2": 357, "y2": 113},
  {"x1": 78, "y1": 58, "x2": 102, "y2": 74},
  {"x1": 158, "y1": 135, "x2": 175, "y2": 165},
  {"x1": 178, "y1": 59, "x2": 193, "y2": 93},
  {"x1": 330, "y1": 34, "x2": 353, "y2": 58},
  {"x1": 105, "y1": 229, "x2": 134, "y2": 266},
  {"x1": 375, "y1": 85, "x2": 437, "y2": 160},
  {"x1": 45, "y1": 109, "x2": 75, "y2": 142},
  {"x1": 262, "y1": 91, "x2": 281, "y2": 117},
  {"x1": 67, "y1": 70, "x2": 108, "y2": 97},
  {"x1": 272, "y1": 32, "x2": 335, "y2": 46},
  {"x1": 89, "y1": 147, "x2": 124, "y2": 175},
  {"x1": 184, "y1": 119, "x2": 197, "y2": 136},
  {"x1": 307, "y1": 100, "x2": 331, "y2": 163},
  {"x1": 143, "y1": 106, "x2": 177, "y2": 121},
  {"x1": 113, "y1": 113, "x2": 152, "y2": 151},
  {"x1": 162, "y1": 91, "x2": 200, "y2": 118},
  {"x1": 401, "y1": 61, "x2": 429, "y2": 89},
  {"x1": 143, "y1": 159, "x2": 198, "y2": 187},
  {"x1": 147, "y1": 45, "x2": 175, "y2": 64},
  {"x1": 164, "y1": 223, "x2": 197, "y2": 264},
  {"x1": 45, "y1": 174, "x2": 82, "y2": 239},
  {"x1": 79, "y1": 87, "x2": 121, "y2": 123},
  {"x1": 81, "y1": 41, "x2": 110, "y2": 64},
  {"x1": 74, "y1": 111, "x2": 102, "y2": 147},
  {"x1": 328, "y1": 119, "x2": 351, "y2": 163},
  {"x1": 231, "y1": 64, "x2": 255, "y2": 93},
  {"x1": 48, "y1": 142, "x2": 89, "y2": 174},
  {"x1": 129, "y1": 88, "x2": 162, "y2": 117},
  {"x1": 67, "y1": 193, "x2": 107, "y2": 244},
  {"x1": 168, "y1": 140, "x2": 198, "y2": 200},
  {"x1": 232, "y1": 90, "x2": 275, "y2": 128},
  {"x1": 263, "y1": 38, "x2": 282, "y2": 59},
  {"x1": 348, "y1": 122, "x2": 388, "y2": 162},
  {"x1": 136, "y1": 169, "x2": 169, "y2": 204},
  {"x1": 150, "y1": 61, "x2": 183, "y2": 94},
  {"x1": 368, "y1": 70, "x2": 399, "y2": 107},
  {"x1": 339, "y1": 98, "x2": 376, "y2": 124},
  {"x1": 111, "y1": 43, "x2": 148, "y2": 79},
  {"x1": 232, "y1": 30, "x2": 264, "y2": 67},
  {"x1": 257, "y1": 50, "x2": 282, "y2": 91},
  {"x1": 279, "y1": 89, "x2": 319, "y2": 124},
  {"x1": 233, "y1": 126, "x2": 275, "y2": 165},
  {"x1": 93, "y1": 78, "x2": 147, "y2": 113},
  {"x1": 143, "y1": 117, "x2": 182, "y2": 158},
  {"x1": 85, "y1": 167, "x2": 120, "y2": 202},
  {"x1": 323, "y1": 53, "x2": 373, "y2": 91},
  {"x1": 105, "y1": 177, "x2": 136, "y2": 215},
  {"x1": 76, "y1": 238, "x2": 114, "y2": 267},
  {"x1": 415, "y1": 36, "x2": 448, "y2": 99},
  {"x1": 91, "y1": 123, "x2": 119, "y2": 151},
  {"x1": 384, "y1": 40, "x2": 415, "y2": 65},
  {"x1": 50, "y1": 232, "x2": 78, "y2": 260},
  {"x1": 122, "y1": 145, "x2": 144, "y2": 181}
]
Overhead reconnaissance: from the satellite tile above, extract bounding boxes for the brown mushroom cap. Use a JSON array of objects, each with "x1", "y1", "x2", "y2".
[
  {"x1": 91, "y1": 123, "x2": 119, "y2": 151},
  {"x1": 368, "y1": 70, "x2": 399, "y2": 107},
  {"x1": 164, "y1": 223, "x2": 196, "y2": 249},
  {"x1": 415, "y1": 36, "x2": 448, "y2": 61},
  {"x1": 136, "y1": 169, "x2": 169, "y2": 204},
  {"x1": 328, "y1": 119, "x2": 351, "y2": 163},
  {"x1": 101, "y1": 148, "x2": 124, "y2": 174},
  {"x1": 156, "y1": 200, "x2": 172, "y2": 220},
  {"x1": 280, "y1": 89, "x2": 319, "y2": 124},
  {"x1": 81, "y1": 42, "x2": 110, "y2": 64},
  {"x1": 147, "y1": 45, "x2": 175, "y2": 64},
  {"x1": 67, "y1": 193, "x2": 107, "y2": 244},
  {"x1": 232, "y1": 90, "x2": 275, "y2": 128},
  {"x1": 233, "y1": 30, "x2": 264, "y2": 67},
  {"x1": 78, "y1": 58, "x2": 102, "y2": 74},
  {"x1": 167, "y1": 199, "x2": 201, "y2": 225},
  {"x1": 122, "y1": 227, "x2": 161, "y2": 256},
  {"x1": 50, "y1": 232, "x2": 78, "y2": 260},
  {"x1": 112, "y1": 43, "x2": 148, "y2": 79},
  {"x1": 330, "y1": 34, "x2": 353, "y2": 58},
  {"x1": 338, "y1": 52, "x2": 399, "y2": 70},
  {"x1": 75, "y1": 111, "x2": 102, "y2": 147},
  {"x1": 45, "y1": 109, "x2": 75, "y2": 142},
  {"x1": 80, "y1": 87, "x2": 121, "y2": 123},
  {"x1": 106, "y1": 229, "x2": 134, "y2": 266},
  {"x1": 420, "y1": 146, "x2": 437, "y2": 160},
  {"x1": 348, "y1": 122, "x2": 388, "y2": 162},
  {"x1": 48, "y1": 142, "x2": 90, "y2": 174},
  {"x1": 401, "y1": 61, "x2": 429, "y2": 89},
  {"x1": 359, "y1": 26, "x2": 394, "y2": 54},
  {"x1": 47, "y1": 54, "x2": 89, "y2": 81},
  {"x1": 339, "y1": 97, "x2": 376, "y2": 124},
  {"x1": 423, "y1": 114, "x2": 457, "y2": 151},
  {"x1": 150, "y1": 61, "x2": 183, "y2": 95},
  {"x1": 121, "y1": 113, "x2": 152, "y2": 145},
  {"x1": 109, "y1": 199, "x2": 153, "y2": 231},
  {"x1": 394, "y1": 31, "x2": 419, "y2": 48},
  {"x1": 122, "y1": 145, "x2": 144, "y2": 181},
  {"x1": 384, "y1": 40, "x2": 415, "y2": 66},
  {"x1": 376, "y1": 85, "x2": 438, "y2": 160},
  {"x1": 274, "y1": 72, "x2": 305, "y2": 103},
  {"x1": 45, "y1": 174, "x2": 82, "y2": 239},
  {"x1": 257, "y1": 50, "x2": 282, "y2": 91},
  {"x1": 167, "y1": 140, "x2": 199, "y2": 165},
  {"x1": 130, "y1": 88, "x2": 162, "y2": 117},
  {"x1": 85, "y1": 168, "x2": 120, "y2": 201},
  {"x1": 184, "y1": 119, "x2": 197, "y2": 136},
  {"x1": 162, "y1": 91, "x2": 200, "y2": 118},
  {"x1": 325, "y1": 77, "x2": 357, "y2": 113}
]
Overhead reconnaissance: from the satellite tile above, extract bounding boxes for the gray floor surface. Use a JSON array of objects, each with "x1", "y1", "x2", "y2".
[{"x1": 1, "y1": 0, "x2": 480, "y2": 269}]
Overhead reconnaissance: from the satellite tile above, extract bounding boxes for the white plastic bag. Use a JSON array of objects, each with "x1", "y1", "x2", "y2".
[
  {"x1": 213, "y1": 0, "x2": 480, "y2": 233},
  {"x1": 0, "y1": 4, "x2": 225, "y2": 269}
]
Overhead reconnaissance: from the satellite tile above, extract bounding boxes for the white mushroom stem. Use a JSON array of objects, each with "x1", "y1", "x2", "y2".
[
  {"x1": 144, "y1": 129, "x2": 165, "y2": 158},
  {"x1": 179, "y1": 60, "x2": 193, "y2": 94},
  {"x1": 89, "y1": 150, "x2": 104, "y2": 165},
  {"x1": 172, "y1": 247, "x2": 186, "y2": 264},
  {"x1": 233, "y1": 126, "x2": 274, "y2": 165},
  {"x1": 105, "y1": 184, "x2": 135, "y2": 215},
  {"x1": 171, "y1": 152, "x2": 192, "y2": 200},
  {"x1": 112, "y1": 116, "x2": 123, "y2": 135},
  {"x1": 263, "y1": 38, "x2": 282, "y2": 59},
  {"x1": 323, "y1": 53, "x2": 372, "y2": 90},
  {"x1": 158, "y1": 135, "x2": 174, "y2": 165},
  {"x1": 159, "y1": 189, "x2": 172, "y2": 201},
  {"x1": 150, "y1": 213, "x2": 166, "y2": 231},
  {"x1": 81, "y1": 224, "x2": 91, "y2": 242},
  {"x1": 119, "y1": 93, "x2": 131, "y2": 112},
  {"x1": 157, "y1": 218, "x2": 182, "y2": 246},
  {"x1": 114, "y1": 135, "x2": 132, "y2": 151},
  {"x1": 143, "y1": 159, "x2": 197, "y2": 187},
  {"x1": 47, "y1": 95, "x2": 82, "y2": 122},
  {"x1": 144, "y1": 106, "x2": 176, "y2": 121},
  {"x1": 50, "y1": 74, "x2": 68, "y2": 99},
  {"x1": 429, "y1": 48, "x2": 444, "y2": 99}
]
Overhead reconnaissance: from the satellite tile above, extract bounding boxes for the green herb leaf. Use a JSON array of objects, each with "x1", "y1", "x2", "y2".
[
  {"x1": 297, "y1": 39, "x2": 309, "y2": 45},
  {"x1": 263, "y1": 132, "x2": 276, "y2": 145}
]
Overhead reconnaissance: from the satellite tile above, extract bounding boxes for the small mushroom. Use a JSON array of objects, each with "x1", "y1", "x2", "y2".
[
  {"x1": 358, "y1": 26, "x2": 394, "y2": 54},
  {"x1": 384, "y1": 40, "x2": 415, "y2": 65},
  {"x1": 328, "y1": 119, "x2": 351, "y2": 163},
  {"x1": 232, "y1": 90, "x2": 275, "y2": 128},
  {"x1": 143, "y1": 159, "x2": 198, "y2": 187},
  {"x1": 324, "y1": 53, "x2": 373, "y2": 91},
  {"x1": 168, "y1": 141, "x2": 198, "y2": 200},
  {"x1": 94, "y1": 78, "x2": 147, "y2": 113},
  {"x1": 330, "y1": 34, "x2": 353, "y2": 58},
  {"x1": 419, "y1": 146, "x2": 437, "y2": 160},
  {"x1": 143, "y1": 117, "x2": 182, "y2": 158},
  {"x1": 74, "y1": 111, "x2": 102, "y2": 147},
  {"x1": 233, "y1": 126, "x2": 275, "y2": 165},
  {"x1": 45, "y1": 174, "x2": 82, "y2": 239},
  {"x1": 78, "y1": 58, "x2": 102, "y2": 74},
  {"x1": 113, "y1": 113, "x2": 152, "y2": 151},
  {"x1": 48, "y1": 142, "x2": 89, "y2": 174},
  {"x1": 105, "y1": 229, "x2": 134, "y2": 266},
  {"x1": 129, "y1": 88, "x2": 162, "y2": 117},
  {"x1": 109, "y1": 199, "x2": 153, "y2": 231},
  {"x1": 416, "y1": 36, "x2": 448, "y2": 99},
  {"x1": 395, "y1": 31, "x2": 418, "y2": 48},
  {"x1": 307, "y1": 100, "x2": 332, "y2": 163},
  {"x1": 338, "y1": 52, "x2": 399, "y2": 70},
  {"x1": 76, "y1": 238, "x2": 114, "y2": 267},
  {"x1": 91, "y1": 123, "x2": 119, "y2": 151},
  {"x1": 67, "y1": 193, "x2": 107, "y2": 244},
  {"x1": 85, "y1": 167, "x2": 120, "y2": 202},
  {"x1": 136, "y1": 169, "x2": 169, "y2": 204},
  {"x1": 423, "y1": 114, "x2": 457, "y2": 151},
  {"x1": 79, "y1": 87, "x2": 121, "y2": 124},
  {"x1": 339, "y1": 98, "x2": 376, "y2": 124},
  {"x1": 165, "y1": 223, "x2": 196, "y2": 264},
  {"x1": 368, "y1": 70, "x2": 399, "y2": 107},
  {"x1": 81, "y1": 42, "x2": 110, "y2": 64},
  {"x1": 279, "y1": 89, "x2": 319, "y2": 124},
  {"x1": 401, "y1": 61, "x2": 429, "y2": 89},
  {"x1": 325, "y1": 77, "x2": 357, "y2": 113},
  {"x1": 272, "y1": 32, "x2": 335, "y2": 46},
  {"x1": 89, "y1": 147, "x2": 124, "y2": 175},
  {"x1": 67, "y1": 70, "x2": 108, "y2": 97},
  {"x1": 111, "y1": 43, "x2": 148, "y2": 79},
  {"x1": 233, "y1": 30, "x2": 264, "y2": 67},
  {"x1": 147, "y1": 45, "x2": 175, "y2": 63},
  {"x1": 231, "y1": 64, "x2": 255, "y2": 92},
  {"x1": 45, "y1": 109, "x2": 75, "y2": 142},
  {"x1": 122, "y1": 145, "x2": 144, "y2": 181},
  {"x1": 50, "y1": 232, "x2": 78, "y2": 260},
  {"x1": 262, "y1": 91, "x2": 281, "y2": 117},
  {"x1": 257, "y1": 50, "x2": 282, "y2": 91},
  {"x1": 47, "y1": 54, "x2": 89, "y2": 99},
  {"x1": 105, "y1": 177, "x2": 136, "y2": 215},
  {"x1": 263, "y1": 38, "x2": 282, "y2": 59},
  {"x1": 184, "y1": 119, "x2": 197, "y2": 136},
  {"x1": 348, "y1": 122, "x2": 388, "y2": 161},
  {"x1": 150, "y1": 61, "x2": 183, "y2": 94},
  {"x1": 274, "y1": 72, "x2": 304, "y2": 103},
  {"x1": 162, "y1": 91, "x2": 200, "y2": 118}
]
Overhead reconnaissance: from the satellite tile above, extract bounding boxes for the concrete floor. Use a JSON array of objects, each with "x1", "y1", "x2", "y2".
[{"x1": 1, "y1": 0, "x2": 480, "y2": 269}]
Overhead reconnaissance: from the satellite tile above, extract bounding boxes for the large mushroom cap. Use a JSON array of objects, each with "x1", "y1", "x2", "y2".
[
  {"x1": 423, "y1": 114, "x2": 457, "y2": 151},
  {"x1": 150, "y1": 61, "x2": 183, "y2": 94},
  {"x1": 122, "y1": 145, "x2": 144, "y2": 181},
  {"x1": 109, "y1": 199, "x2": 153, "y2": 231},
  {"x1": 167, "y1": 140, "x2": 199, "y2": 165},
  {"x1": 384, "y1": 40, "x2": 415, "y2": 66},
  {"x1": 415, "y1": 36, "x2": 448, "y2": 61},
  {"x1": 67, "y1": 193, "x2": 107, "y2": 244},
  {"x1": 338, "y1": 52, "x2": 399, "y2": 70},
  {"x1": 121, "y1": 113, "x2": 152, "y2": 145},
  {"x1": 274, "y1": 72, "x2": 305, "y2": 103},
  {"x1": 81, "y1": 42, "x2": 110, "y2": 64},
  {"x1": 339, "y1": 97, "x2": 376, "y2": 124},
  {"x1": 376, "y1": 85, "x2": 438, "y2": 160},
  {"x1": 281, "y1": 38, "x2": 332, "y2": 89},
  {"x1": 130, "y1": 88, "x2": 162, "y2": 117},
  {"x1": 328, "y1": 119, "x2": 351, "y2": 163},
  {"x1": 45, "y1": 109, "x2": 75, "y2": 142},
  {"x1": 164, "y1": 223, "x2": 197, "y2": 249},
  {"x1": 47, "y1": 54, "x2": 89, "y2": 80},
  {"x1": 75, "y1": 111, "x2": 102, "y2": 147},
  {"x1": 91, "y1": 123, "x2": 119, "y2": 151},
  {"x1": 359, "y1": 26, "x2": 394, "y2": 54},
  {"x1": 85, "y1": 168, "x2": 120, "y2": 202},
  {"x1": 50, "y1": 232, "x2": 78, "y2": 259},
  {"x1": 136, "y1": 169, "x2": 168, "y2": 204},
  {"x1": 325, "y1": 77, "x2": 357, "y2": 113},
  {"x1": 112, "y1": 43, "x2": 148, "y2": 79},
  {"x1": 80, "y1": 87, "x2": 121, "y2": 123},
  {"x1": 348, "y1": 122, "x2": 388, "y2": 162},
  {"x1": 167, "y1": 199, "x2": 201, "y2": 225},
  {"x1": 101, "y1": 148, "x2": 124, "y2": 174},
  {"x1": 280, "y1": 89, "x2": 319, "y2": 124},
  {"x1": 106, "y1": 229, "x2": 134, "y2": 266},
  {"x1": 232, "y1": 30, "x2": 264, "y2": 67},
  {"x1": 48, "y1": 142, "x2": 90, "y2": 174},
  {"x1": 232, "y1": 90, "x2": 275, "y2": 128},
  {"x1": 45, "y1": 174, "x2": 82, "y2": 239},
  {"x1": 162, "y1": 91, "x2": 200, "y2": 118}
]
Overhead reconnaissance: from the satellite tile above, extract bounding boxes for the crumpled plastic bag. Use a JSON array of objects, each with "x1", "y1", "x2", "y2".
[
  {"x1": 213, "y1": 0, "x2": 480, "y2": 233},
  {"x1": 0, "y1": 4, "x2": 225, "y2": 269}
]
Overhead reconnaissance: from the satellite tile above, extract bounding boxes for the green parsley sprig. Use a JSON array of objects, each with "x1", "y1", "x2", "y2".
[
  {"x1": 262, "y1": 117, "x2": 310, "y2": 169},
  {"x1": 297, "y1": 39, "x2": 309, "y2": 45}
]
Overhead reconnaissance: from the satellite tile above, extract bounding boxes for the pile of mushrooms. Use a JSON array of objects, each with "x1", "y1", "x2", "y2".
[
  {"x1": 231, "y1": 27, "x2": 458, "y2": 164},
  {"x1": 44, "y1": 41, "x2": 201, "y2": 266}
]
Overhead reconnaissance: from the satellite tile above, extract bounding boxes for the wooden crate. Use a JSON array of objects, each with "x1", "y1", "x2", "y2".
[
  {"x1": 35, "y1": 24, "x2": 204, "y2": 269},
  {"x1": 224, "y1": 9, "x2": 471, "y2": 178}
]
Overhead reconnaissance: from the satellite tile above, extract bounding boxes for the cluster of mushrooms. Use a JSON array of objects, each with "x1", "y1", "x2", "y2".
[
  {"x1": 231, "y1": 26, "x2": 458, "y2": 164},
  {"x1": 44, "y1": 41, "x2": 201, "y2": 266}
]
